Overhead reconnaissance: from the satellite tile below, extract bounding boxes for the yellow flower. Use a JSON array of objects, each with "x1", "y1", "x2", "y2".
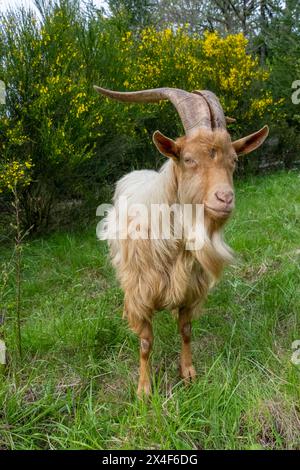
[{"x1": 0, "y1": 159, "x2": 33, "y2": 192}]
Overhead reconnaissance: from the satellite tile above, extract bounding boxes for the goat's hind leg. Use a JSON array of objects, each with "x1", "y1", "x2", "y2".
[{"x1": 178, "y1": 307, "x2": 196, "y2": 382}]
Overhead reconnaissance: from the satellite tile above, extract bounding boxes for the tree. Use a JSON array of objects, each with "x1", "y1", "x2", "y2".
[
  {"x1": 156, "y1": 0, "x2": 258, "y2": 34},
  {"x1": 107, "y1": 0, "x2": 157, "y2": 29}
]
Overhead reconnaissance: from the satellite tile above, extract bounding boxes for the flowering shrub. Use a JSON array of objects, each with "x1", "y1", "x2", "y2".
[
  {"x1": 119, "y1": 27, "x2": 283, "y2": 126},
  {"x1": 0, "y1": 3, "x2": 108, "y2": 228},
  {"x1": 0, "y1": 160, "x2": 32, "y2": 193}
]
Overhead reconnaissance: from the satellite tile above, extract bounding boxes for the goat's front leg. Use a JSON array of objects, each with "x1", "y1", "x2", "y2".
[
  {"x1": 178, "y1": 307, "x2": 196, "y2": 382},
  {"x1": 137, "y1": 321, "x2": 153, "y2": 397}
]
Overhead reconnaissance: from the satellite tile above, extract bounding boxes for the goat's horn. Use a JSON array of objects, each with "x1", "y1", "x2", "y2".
[
  {"x1": 93, "y1": 85, "x2": 211, "y2": 135},
  {"x1": 192, "y1": 90, "x2": 226, "y2": 129},
  {"x1": 225, "y1": 116, "x2": 236, "y2": 123}
]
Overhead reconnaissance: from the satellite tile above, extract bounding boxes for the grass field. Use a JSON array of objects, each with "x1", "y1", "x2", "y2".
[{"x1": 0, "y1": 170, "x2": 299, "y2": 450}]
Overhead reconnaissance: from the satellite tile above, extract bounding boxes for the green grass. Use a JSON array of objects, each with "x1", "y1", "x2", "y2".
[{"x1": 0, "y1": 170, "x2": 300, "y2": 450}]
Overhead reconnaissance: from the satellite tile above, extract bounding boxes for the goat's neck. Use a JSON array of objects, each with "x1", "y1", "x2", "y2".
[{"x1": 155, "y1": 160, "x2": 179, "y2": 205}]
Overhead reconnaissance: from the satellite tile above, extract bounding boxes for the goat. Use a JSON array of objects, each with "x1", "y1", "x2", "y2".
[{"x1": 94, "y1": 86, "x2": 269, "y2": 396}]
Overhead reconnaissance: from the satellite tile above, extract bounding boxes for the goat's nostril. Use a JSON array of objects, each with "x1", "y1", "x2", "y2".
[
  {"x1": 215, "y1": 190, "x2": 234, "y2": 205},
  {"x1": 215, "y1": 191, "x2": 225, "y2": 203},
  {"x1": 226, "y1": 191, "x2": 234, "y2": 204},
  {"x1": 227, "y1": 194, "x2": 233, "y2": 204}
]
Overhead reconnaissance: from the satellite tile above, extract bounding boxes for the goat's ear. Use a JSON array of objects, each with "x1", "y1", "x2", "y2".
[
  {"x1": 152, "y1": 130, "x2": 180, "y2": 161},
  {"x1": 232, "y1": 125, "x2": 269, "y2": 156}
]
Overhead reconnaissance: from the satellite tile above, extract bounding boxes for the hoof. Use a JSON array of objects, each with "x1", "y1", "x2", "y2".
[{"x1": 180, "y1": 364, "x2": 196, "y2": 383}]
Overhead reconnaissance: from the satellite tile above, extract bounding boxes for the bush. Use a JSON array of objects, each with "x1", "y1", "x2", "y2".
[{"x1": 0, "y1": 0, "x2": 291, "y2": 232}]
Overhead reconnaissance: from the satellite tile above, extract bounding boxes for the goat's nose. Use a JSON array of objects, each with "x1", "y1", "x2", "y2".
[{"x1": 215, "y1": 190, "x2": 234, "y2": 205}]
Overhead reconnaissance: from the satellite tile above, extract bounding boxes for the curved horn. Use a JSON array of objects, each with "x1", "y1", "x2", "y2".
[
  {"x1": 93, "y1": 85, "x2": 211, "y2": 135},
  {"x1": 192, "y1": 90, "x2": 226, "y2": 129},
  {"x1": 225, "y1": 116, "x2": 236, "y2": 124}
]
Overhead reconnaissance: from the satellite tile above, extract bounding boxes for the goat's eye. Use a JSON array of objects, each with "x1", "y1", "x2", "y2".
[
  {"x1": 210, "y1": 148, "x2": 217, "y2": 159},
  {"x1": 183, "y1": 156, "x2": 197, "y2": 167}
]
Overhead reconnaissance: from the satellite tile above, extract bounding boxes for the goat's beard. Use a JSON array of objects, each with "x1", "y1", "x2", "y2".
[
  {"x1": 191, "y1": 228, "x2": 234, "y2": 286},
  {"x1": 205, "y1": 212, "x2": 230, "y2": 232},
  {"x1": 181, "y1": 203, "x2": 233, "y2": 281}
]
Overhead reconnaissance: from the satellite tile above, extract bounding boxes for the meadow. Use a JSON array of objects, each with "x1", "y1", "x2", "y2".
[{"x1": 0, "y1": 170, "x2": 299, "y2": 450}]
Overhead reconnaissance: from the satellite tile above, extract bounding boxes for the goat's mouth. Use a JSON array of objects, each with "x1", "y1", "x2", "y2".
[{"x1": 205, "y1": 205, "x2": 233, "y2": 218}]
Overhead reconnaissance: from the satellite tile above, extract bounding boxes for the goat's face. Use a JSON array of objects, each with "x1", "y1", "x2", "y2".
[
  {"x1": 153, "y1": 125, "x2": 269, "y2": 224},
  {"x1": 177, "y1": 129, "x2": 235, "y2": 221}
]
